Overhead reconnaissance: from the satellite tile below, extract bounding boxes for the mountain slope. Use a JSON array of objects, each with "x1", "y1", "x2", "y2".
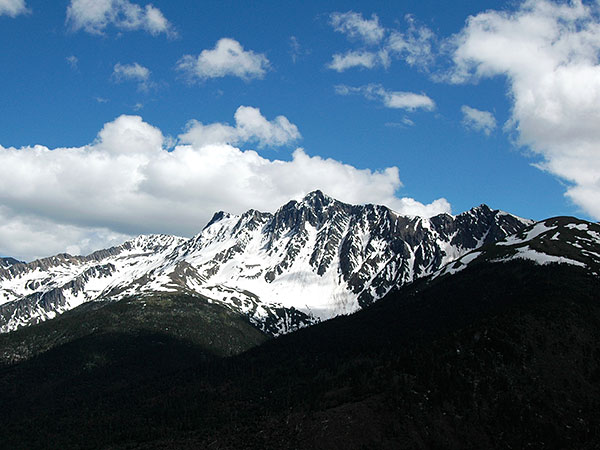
[
  {"x1": 0, "y1": 257, "x2": 22, "y2": 268},
  {"x1": 0, "y1": 216, "x2": 598, "y2": 449},
  {"x1": 0, "y1": 191, "x2": 530, "y2": 335},
  {"x1": 0, "y1": 292, "x2": 268, "y2": 366}
]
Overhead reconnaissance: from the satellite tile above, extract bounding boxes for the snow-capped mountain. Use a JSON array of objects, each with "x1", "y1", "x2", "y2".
[{"x1": 0, "y1": 191, "x2": 531, "y2": 335}]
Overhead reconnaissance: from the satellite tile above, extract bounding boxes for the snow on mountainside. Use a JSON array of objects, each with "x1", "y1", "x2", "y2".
[
  {"x1": 433, "y1": 216, "x2": 600, "y2": 279},
  {"x1": 0, "y1": 191, "x2": 531, "y2": 335}
]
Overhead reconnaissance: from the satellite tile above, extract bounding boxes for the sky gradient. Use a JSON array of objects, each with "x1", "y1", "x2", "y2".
[{"x1": 1, "y1": 0, "x2": 599, "y2": 261}]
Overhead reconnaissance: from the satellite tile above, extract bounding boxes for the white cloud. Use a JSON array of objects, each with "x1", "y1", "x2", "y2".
[
  {"x1": 290, "y1": 36, "x2": 301, "y2": 63},
  {"x1": 66, "y1": 0, "x2": 175, "y2": 36},
  {"x1": 387, "y1": 15, "x2": 436, "y2": 70},
  {"x1": 336, "y1": 84, "x2": 435, "y2": 111},
  {"x1": 327, "y1": 50, "x2": 384, "y2": 71},
  {"x1": 449, "y1": 0, "x2": 600, "y2": 219},
  {"x1": 383, "y1": 91, "x2": 435, "y2": 110},
  {"x1": 112, "y1": 62, "x2": 151, "y2": 91},
  {"x1": 327, "y1": 12, "x2": 437, "y2": 72},
  {"x1": 179, "y1": 106, "x2": 301, "y2": 148},
  {"x1": 289, "y1": 36, "x2": 310, "y2": 63},
  {"x1": 330, "y1": 11, "x2": 385, "y2": 44},
  {"x1": 0, "y1": 114, "x2": 450, "y2": 260},
  {"x1": 66, "y1": 55, "x2": 78, "y2": 69},
  {"x1": 461, "y1": 105, "x2": 497, "y2": 135},
  {"x1": 177, "y1": 38, "x2": 270, "y2": 81},
  {"x1": 385, "y1": 117, "x2": 416, "y2": 128},
  {"x1": 0, "y1": 0, "x2": 27, "y2": 17}
]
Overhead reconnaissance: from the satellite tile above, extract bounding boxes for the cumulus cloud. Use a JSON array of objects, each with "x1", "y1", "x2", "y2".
[
  {"x1": 336, "y1": 84, "x2": 435, "y2": 111},
  {"x1": 0, "y1": 114, "x2": 450, "y2": 260},
  {"x1": 179, "y1": 106, "x2": 301, "y2": 148},
  {"x1": 327, "y1": 12, "x2": 436, "y2": 72},
  {"x1": 177, "y1": 38, "x2": 270, "y2": 81},
  {"x1": 112, "y1": 62, "x2": 152, "y2": 91},
  {"x1": 66, "y1": 0, "x2": 175, "y2": 36},
  {"x1": 330, "y1": 11, "x2": 385, "y2": 44},
  {"x1": 448, "y1": 0, "x2": 600, "y2": 219},
  {"x1": 461, "y1": 105, "x2": 496, "y2": 135}
]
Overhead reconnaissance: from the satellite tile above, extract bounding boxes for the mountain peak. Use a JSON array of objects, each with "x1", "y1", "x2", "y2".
[
  {"x1": 300, "y1": 189, "x2": 332, "y2": 207},
  {"x1": 300, "y1": 190, "x2": 343, "y2": 212},
  {"x1": 303, "y1": 189, "x2": 326, "y2": 201},
  {"x1": 204, "y1": 211, "x2": 233, "y2": 229},
  {"x1": 470, "y1": 203, "x2": 494, "y2": 215}
]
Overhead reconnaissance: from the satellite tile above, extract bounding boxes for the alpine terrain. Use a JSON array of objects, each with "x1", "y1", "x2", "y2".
[{"x1": 0, "y1": 191, "x2": 530, "y2": 336}]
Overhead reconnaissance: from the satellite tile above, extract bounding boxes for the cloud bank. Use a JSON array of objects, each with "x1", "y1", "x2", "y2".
[
  {"x1": 449, "y1": 0, "x2": 600, "y2": 219},
  {"x1": 0, "y1": 112, "x2": 450, "y2": 261}
]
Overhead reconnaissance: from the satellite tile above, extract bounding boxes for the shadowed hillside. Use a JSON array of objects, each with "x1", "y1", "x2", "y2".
[{"x1": 1, "y1": 261, "x2": 599, "y2": 449}]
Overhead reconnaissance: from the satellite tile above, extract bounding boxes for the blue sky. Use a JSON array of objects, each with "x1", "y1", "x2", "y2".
[{"x1": 1, "y1": 0, "x2": 599, "y2": 260}]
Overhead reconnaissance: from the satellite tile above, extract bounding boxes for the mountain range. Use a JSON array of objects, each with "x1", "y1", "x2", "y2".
[
  {"x1": 0, "y1": 190, "x2": 531, "y2": 336},
  {"x1": 1, "y1": 192, "x2": 599, "y2": 449}
]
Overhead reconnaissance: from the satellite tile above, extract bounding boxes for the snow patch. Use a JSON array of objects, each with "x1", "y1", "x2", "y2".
[
  {"x1": 498, "y1": 246, "x2": 586, "y2": 268},
  {"x1": 566, "y1": 223, "x2": 588, "y2": 231},
  {"x1": 498, "y1": 222, "x2": 555, "y2": 246}
]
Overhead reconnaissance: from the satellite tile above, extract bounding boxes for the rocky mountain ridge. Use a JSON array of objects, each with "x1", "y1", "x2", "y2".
[{"x1": 0, "y1": 191, "x2": 531, "y2": 335}]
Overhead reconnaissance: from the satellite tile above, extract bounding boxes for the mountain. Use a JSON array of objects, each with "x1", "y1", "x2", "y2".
[
  {"x1": 432, "y1": 215, "x2": 600, "y2": 280},
  {"x1": 0, "y1": 213, "x2": 598, "y2": 449},
  {"x1": 0, "y1": 191, "x2": 530, "y2": 336}
]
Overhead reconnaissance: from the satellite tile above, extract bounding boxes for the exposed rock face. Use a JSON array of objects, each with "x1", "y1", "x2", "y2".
[{"x1": 0, "y1": 191, "x2": 531, "y2": 335}]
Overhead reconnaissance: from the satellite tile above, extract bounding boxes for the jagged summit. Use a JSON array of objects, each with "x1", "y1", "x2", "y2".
[
  {"x1": 299, "y1": 189, "x2": 337, "y2": 208},
  {"x1": 0, "y1": 193, "x2": 538, "y2": 336},
  {"x1": 472, "y1": 203, "x2": 493, "y2": 212},
  {"x1": 302, "y1": 188, "x2": 328, "y2": 201},
  {"x1": 204, "y1": 211, "x2": 233, "y2": 229}
]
